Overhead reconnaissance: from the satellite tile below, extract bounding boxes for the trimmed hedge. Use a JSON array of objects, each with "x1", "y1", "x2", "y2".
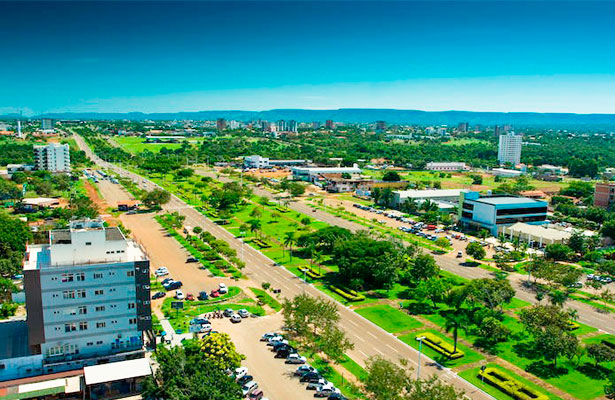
[
  {"x1": 478, "y1": 367, "x2": 549, "y2": 400},
  {"x1": 416, "y1": 332, "x2": 465, "y2": 359},
  {"x1": 252, "y1": 238, "x2": 272, "y2": 248},
  {"x1": 602, "y1": 336, "x2": 615, "y2": 350},
  {"x1": 299, "y1": 266, "x2": 324, "y2": 279},
  {"x1": 566, "y1": 320, "x2": 580, "y2": 331},
  {"x1": 330, "y1": 285, "x2": 365, "y2": 302}
]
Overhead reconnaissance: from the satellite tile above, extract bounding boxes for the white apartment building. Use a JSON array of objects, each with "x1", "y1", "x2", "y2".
[
  {"x1": 21, "y1": 220, "x2": 151, "y2": 378},
  {"x1": 244, "y1": 155, "x2": 270, "y2": 169},
  {"x1": 33, "y1": 143, "x2": 71, "y2": 172},
  {"x1": 425, "y1": 162, "x2": 469, "y2": 171},
  {"x1": 498, "y1": 132, "x2": 522, "y2": 165}
]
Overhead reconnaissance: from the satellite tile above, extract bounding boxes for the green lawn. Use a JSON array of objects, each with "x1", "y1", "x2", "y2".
[
  {"x1": 249, "y1": 287, "x2": 282, "y2": 312},
  {"x1": 399, "y1": 329, "x2": 484, "y2": 368},
  {"x1": 163, "y1": 302, "x2": 265, "y2": 332},
  {"x1": 355, "y1": 304, "x2": 423, "y2": 333},
  {"x1": 459, "y1": 363, "x2": 563, "y2": 400}
]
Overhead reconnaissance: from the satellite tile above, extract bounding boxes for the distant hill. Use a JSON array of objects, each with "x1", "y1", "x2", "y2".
[{"x1": 4, "y1": 109, "x2": 615, "y2": 128}]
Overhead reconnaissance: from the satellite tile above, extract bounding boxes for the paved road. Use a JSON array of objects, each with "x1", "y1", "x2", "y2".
[{"x1": 74, "y1": 135, "x2": 495, "y2": 398}]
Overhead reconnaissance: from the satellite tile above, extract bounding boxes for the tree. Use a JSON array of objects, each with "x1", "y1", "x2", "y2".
[
  {"x1": 382, "y1": 171, "x2": 401, "y2": 182},
  {"x1": 469, "y1": 174, "x2": 483, "y2": 185},
  {"x1": 283, "y1": 231, "x2": 296, "y2": 261},
  {"x1": 602, "y1": 219, "x2": 615, "y2": 240},
  {"x1": 0, "y1": 214, "x2": 32, "y2": 277},
  {"x1": 249, "y1": 207, "x2": 262, "y2": 219},
  {"x1": 444, "y1": 312, "x2": 469, "y2": 354},
  {"x1": 175, "y1": 167, "x2": 194, "y2": 179},
  {"x1": 143, "y1": 345, "x2": 242, "y2": 400},
  {"x1": 467, "y1": 278, "x2": 515, "y2": 312},
  {"x1": 192, "y1": 226, "x2": 203, "y2": 235},
  {"x1": 587, "y1": 343, "x2": 615, "y2": 367},
  {"x1": 434, "y1": 237, "x2": 449, "y2": 249},
  {"x1": 289, "y1": 182, "x2": 305, "y2": 197},
  {"x1": 548, "y1": 290, "x2": 569, "y2": 307},
  {"x1": 536, "y1": 326, "x2": 579, "y2": 367},
  {"x1": 413, "y1": 254, "x2": 441, "y2": 281},
  {"x1": 466, "y1": 241, "x2": 486, "y2": 260},
  {"x1": 605, "y1": 372, "x2": 615, "y2": 399},
  {"x1": 300, "y1": 216, "x2": 311, "y2": 227},
  {"x1": 405, "y1": 375, "x2": 465, "y2": 400},
  {"x1": 319, "y1": 325, "x2": 354, "y2": 364},
  {"x1": 416, "y1": 278, "x2": 451, "y2": 308},
  {"x1": 545, "y1": 243, "x2": 573, "y2": 261},
  {"x1": 567, "y1": 230, "x2": 587, "y2": 255},
  {"x1": 248, "y1": 219, "x2": 261, "y2": 238},
  {"x1": 0, "y1": 179, "x2": 22, "y2": 202},
  {"x1": 476, "y1": 316, "x2": 511, "y2": 347},
  {"x1": 199, "y1": 332, "x2": 246, "y2": 371},
  {"x1": 364, "y1": 356, "x2": 408, "y2": 400},
  {"x1": 142, "y1": 188, "x2": 171, "y2": 209}
]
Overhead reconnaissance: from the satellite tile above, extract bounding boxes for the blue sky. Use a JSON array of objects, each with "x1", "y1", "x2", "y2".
[{"x1": 2, "y1": 1, "x2": 615, "y2": 114}]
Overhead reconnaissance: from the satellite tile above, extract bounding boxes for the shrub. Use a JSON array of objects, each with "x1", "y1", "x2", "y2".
[
  {"x1": 478, "y1": 367, "x2": 548, "y2": 400},
  {"x1": 417, "y1": 332, "x2": 465, "y2": 359},
  {"x1": 330, "y1": 285, "x2": 365, "y2": 301}
]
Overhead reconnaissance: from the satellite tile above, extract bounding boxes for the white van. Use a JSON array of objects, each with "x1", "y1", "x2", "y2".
[{"x1": 242, "y1": 381, "x2": 258, "y2": 396}]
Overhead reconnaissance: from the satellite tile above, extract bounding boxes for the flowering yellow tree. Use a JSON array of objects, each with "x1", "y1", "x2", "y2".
[{"x1": 200, "y1": 332, "x2": 245, "y2": 370}]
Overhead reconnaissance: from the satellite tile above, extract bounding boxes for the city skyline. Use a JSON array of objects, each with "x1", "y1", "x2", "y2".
[{"x1": 2, "y1": 1, "x2": 615, "y2": 114}]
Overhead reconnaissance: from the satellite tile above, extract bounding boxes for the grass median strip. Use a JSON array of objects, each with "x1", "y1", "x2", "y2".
[
  {"x1": 249, "y1": 287, "x2": 282, "y2": 312},
  {"x1": 399, "y1": 329, "x2": 483, "y2": 368},
  {"x1": 355, "y1": 304, "x2": 423, "y2": 334}
]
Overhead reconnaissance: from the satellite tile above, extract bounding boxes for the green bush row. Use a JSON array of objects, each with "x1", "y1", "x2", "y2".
[
  {"x1": 417, "y1": 332, "x2": 465, "y2": 359},
  {"x1": 330, "y1": 285, "x2": 365, "y2": 301},
  {"x1": 478, "y1": 367, "x2": 549, "y2": 400},
  {"x1": 299, "y1": 267, "x2": 324, "y2": 279}
]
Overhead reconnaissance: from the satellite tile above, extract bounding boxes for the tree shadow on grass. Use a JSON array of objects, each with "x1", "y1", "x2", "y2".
[
  {"x1": 513, "y1": 341, "x2": 543, "y2": 361},
  {"x1": 405, "y1": 301, "x2": 435, "y2": 315},
  {"x1": 577, "y1": 362, "x2": 612, "y2": 380},
  {"x1": 525, "y1": 361, "x2": 568, "y2": 379}
]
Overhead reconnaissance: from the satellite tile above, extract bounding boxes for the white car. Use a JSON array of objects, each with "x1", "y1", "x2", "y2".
[
  {"x1": 234, "y1": 367, "x2": 248, "y2": 380},
  {"x1": 306, "y1": 378, "x2": 329, "y2": 390},
  {"x1": 260, "y1": 332, "x2": 278, "y2": 341},
  {"x1": 267, "y1": 336, "x2": 285, "y2": 345},
  {"x1": 241, "y1": 380, "x2": 258, "y2": 396},
  {"x1": 218, "y1": 283, "x2": 228, "y2": 294},
  {"x1": 230, "y1": 314, "x2": 242, "y2": 323},
  {"x1": 174, "y1": 290, "x2": 185, "y2": 300},
  {"x1": 285, "y1": 354, "x2": 307, "y2": 364},
  {"x1": 238, "y1": 309, "x2": 250, "y2": 318},
  {"x1": 315, "y1": 384, "x2": 340, "y2": 397},
  {"x1": 200, "y1": 324, "x2": 212, "y2": 333},
  {"x1": 155, "y1": 267, "x2": 168, "y2": 276}
]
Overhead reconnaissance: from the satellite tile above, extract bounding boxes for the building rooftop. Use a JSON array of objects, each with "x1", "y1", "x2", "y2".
[
  {"x1": 83, "y1": 358, "x2": 151, "y2": 385},
  {"x1": 394, "y1": 189, "x2": 469, "y2": 198},
  {"x1": 474, "y1": 196, "x2": 545, "y2": 206},
  {"x1": 0, "y1": 320, "x2": 31, "y2": 359}
]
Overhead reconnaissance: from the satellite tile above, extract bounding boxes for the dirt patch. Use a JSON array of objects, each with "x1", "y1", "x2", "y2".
[{"x1": 244, "y1": 168, "x2": 293, "y2": 179}]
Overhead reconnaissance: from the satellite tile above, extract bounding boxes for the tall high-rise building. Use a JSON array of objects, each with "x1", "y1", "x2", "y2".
[
  {"x1": 33, "y1": 143, "x2": 71, "y2": 172},
  {"x1": 23, "y1": 220, "x2": 151, "y2": 375},
  {"x1": 312, "y1": 121, "x2": 321, "y2": 129},
  {"x1": 216, "y1": 118, "x2": 226, "y2": 131},
  {"x1": 276, "y1": 120, "x2": 287, "y2": 132},
  {"x1": 594, "y1": 182, "x2": 615, "y2": 209},
  {"x1": 457, "y1": 122, "x2": 469, "y2": 133},
  {"x1": 375, "y1": 121, "x2": 386, "y2": 133},
  {"x1": 287, "y1": 120, "x2": 298, "y2": 133},
  {"x1": 17, "y1": 120, "x2": 23, "y2": 138},
  {"x1": 41, "y1": 118, "x2": 55, "y2": 132},
  {"x1": 498, "y1": 132, "x2": 522, "y2": 165}
]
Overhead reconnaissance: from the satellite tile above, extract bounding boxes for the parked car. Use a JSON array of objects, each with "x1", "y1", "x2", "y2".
[
  {"x1": 272, "y1": 342, "x2": 293, "y2": 352},
  {"x1": 197, "y1": 291, "x2": 209, "y2": 301},
  {"x1": 241, "y1": 381, "x2": 258, "y2": 396},
  {"x1": 200, "y1": 324, "x2": 212, "y2": 333},
  {"x1": 275, "y1": 348, "x2": 296, "y2": 358},
  {"x1": 231, "y1": 314, "x2": 242, "y2": 323},
  {"x1": 161, "y1": 278, "x2": 174, "y2": 285},
  {"x1": 186, "y1": 257, "x2": 199, "y2": 263},
  {"x1": 247, "y1": 389, "x2": 264, "y2": 400},
  {"x1": 151, "y1": 291, "x2": 166, "y2": 300},
  {"x1": 238, "y1": 309, "x2": 250, "y2": 318},
  {"x1": 164, "y1": 281, "x2": 182, "y2": 290},
  {"x1": 190, "y1": 318, "x2": 210, "y2": 325},
  {"x1": 270, "y1": 339, "x2": 289, "y2": 348},
  {"x1": 327, "y1": 393, "x2": 348, "y2": 400},
  {"x1": 154, "y1": 267, "x2": 169, "y2": 276},
  {"x1": 185, "y1": 293, "x2": 195, "y2": 301},
  {"x1": 234, "y1": 367, "x2": 248, "y2": 380},
  {"x1": 223, "y1": 308, "x2": 234, "y2": 317},
  {"x1": 218, "y1": 283, "x2": 228, "y2": 294},
  {"x1": 306, "y1": 378, "x2": 329, "y2": 390},
  {"x1": 285, "y1": 354, "x2": 307, "y2": 364},
  {"x1": 238, "y1": 375, "x2": 254, "y2": 386},
  {"x1": 457, "y1": 251, "x2": 463, "y2": 258},
  {"x1": 300, "y1": 372, "x2": 322, "y2": 382},
  {"x1": 174, "y1": 290, "x2": 185, "y2": 300},
  {"x1": 261, "y1": 332, "x2": 278, "y2": 341},
  {"x1": 210, "y1": 290, "x2": 220, "y2": 298},
  {"x1": 315, "y1": 385, "x2": 340, "y2": 397},
  {"x1": 294, "y1": 365, "x2": 317, "y2": 376}
]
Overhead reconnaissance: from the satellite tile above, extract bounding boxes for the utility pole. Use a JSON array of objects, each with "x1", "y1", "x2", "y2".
[{"x1": 416, "y1": 336, "x2": 426, "y2": 379}]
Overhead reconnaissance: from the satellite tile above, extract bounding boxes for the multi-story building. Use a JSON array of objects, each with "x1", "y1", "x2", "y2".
[
  {"x1": 287, "y1": 120, "x2": 298, "y2": 133},
  {"x1": 244, "y1": 155, "x2": 270, "y2": 169},
  {"x1": 216, "y1": 118, "x2": 226, "y2": 131},
  {"x1": 498, "y1": 132, "x2": 522, "y2": 165},
  {"x1": 458, "y1": 191, "x2": 548, "y2": 235},
  {"x1": 375, "y1": 121, "x2": 386, "y2": 133},
  {"x1": 33, "y1": 143, "x2": 71, "y2": 172},
  {"x1": 41, "y1": 118, "x2": 55, "y2": 132},
  {"x1": 325, "y1": 120, "x2": 334, "y2": 129},
  {"x1": 292, "y1": 165, "x2": 361, "y2": 182},
  {"x1": 457, "y1": 122, "x2": 469, "y2": 133},
  {"x1": 22, "y1": 220, "x2": 151, "y2": 377},
  {"x1": 391, "y1": 189, "x2": 469, "y2": 209},
  {"x1": 594, "y1": 182, "x2": 615, "y2": 209}
]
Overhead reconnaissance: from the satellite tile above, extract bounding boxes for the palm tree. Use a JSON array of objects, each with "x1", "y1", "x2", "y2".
[
  {"x1": 372, "y1": 188, "x2": 382, "y2": 205},
  {"x1": 248, "y1": 219, "x2": 261, "y2": 239},
  {"x1": 284, "y1": 231, "x2": 296, "y2": 262},
  {"x1": 444, "y1": 313, "x2": 468, "y2": 355},
  {"x1": 402, "y1": 198, "x2": 418, "y2": 214},
  {"x1": 313, "y1": 250, "x2": 323, "y2": 276},
  {"x1": 421, "y1": 199, "x2": 439, "y2": 213}
]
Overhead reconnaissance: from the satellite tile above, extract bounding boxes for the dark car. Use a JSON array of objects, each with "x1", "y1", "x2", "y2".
[
  {"x1": 328, "y1": 394, "x2": 348, "y2": 400},
  {"x1": 164, "y1": 281, "x2": 183, "y2": 290},
  {"x1": 186, "y1": 257, "x2": 199, "y2": 263},
  {"x1": 151, "y1": 291, "x2": 166, "y2": 300},
  {"x1": 238, "y1": 375, "x2": 253, "y2": 386},
  {"x1": 273, "y1": 343, "x2": 294, "y2": 352},
  {"x1": 197, "y1": 291, "x2": 209, "y2": 301},
  {"x1": 300, "y1": 372, "x2": 322, "y2": 382},
  {"x1": 275, "y1": 348, "x2": 296, "y2": 358},
  {"x1": 161, "y1": 278, "x2": 174, "y2": 285}
]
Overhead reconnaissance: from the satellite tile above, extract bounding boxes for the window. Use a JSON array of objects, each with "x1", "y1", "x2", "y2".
[
  {"x1": 93, "y1": 273, "x2": 103, "y2": 279},
  {"x1": 77, "y1": 289, "x2": 86, "y2": 298},
  {"x1": 127, "y1": 270, "x2": 135, "y2": 277},
  {"x1": 96, "y1": 322, "x2": 106, "y2": 328},
  {"x1": 128, "y1": 302, "x2": 136, "y2": 309},
  {"x1": 96, "y1": 340, "x2": 103, "y2": 345},
  {"x1": 78, "y1": 306, "x2": 87, "y2": 315},
  {"x1": 94, "y1": 289, "x2": 104, "y2": 296},
  {"x1": 129, "y1": 318, "x2": 137, "y2": 325},
  {"x1": 63, "y1": 290, "x2": 75, "y2": 299},
  {"x1": 61, "y1": 273, "x2": 74, "y2": 283},
  {"x1": 79, "y1": 321, "x2": 88, "y2": 331},
  {"x1": 87, "y1": 342, "x2": 93, "y2": 347},
  {"x1": 64, "y1": 323, "x2": 76, "y2": 333},
  {"x1": 85, "y1": 242, "x2": 92, "y2": 246},
  {"x1": 76, "y1": 272, "x2": 85, "y2": 281},
  {"x1": 95, "y1": 305, "x2": 105, "y2": 312}
]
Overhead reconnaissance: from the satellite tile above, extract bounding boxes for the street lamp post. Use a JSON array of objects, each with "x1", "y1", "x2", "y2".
[{"x1": 416, "y1": 336, "x2": 426, "y2": 380}]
